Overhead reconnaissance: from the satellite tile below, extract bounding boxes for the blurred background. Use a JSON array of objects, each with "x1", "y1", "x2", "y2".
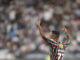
[{"x1": 0, "y1": 0, "x2": 80, "y2": 60}]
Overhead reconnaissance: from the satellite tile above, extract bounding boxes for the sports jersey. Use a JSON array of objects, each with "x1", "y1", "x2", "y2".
[{"x1": 48, "y1": 39, "x2": 69, "y2": 60}]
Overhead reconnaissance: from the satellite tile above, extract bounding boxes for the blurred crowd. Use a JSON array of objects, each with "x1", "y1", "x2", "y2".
[{"x1": 0, "y1": 0, "x2": 80, "y2": 59}]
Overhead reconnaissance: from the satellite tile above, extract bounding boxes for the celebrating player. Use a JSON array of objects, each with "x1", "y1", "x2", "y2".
[{"x1": 36, "y1": 20, "x2": 72, "y2": 60}]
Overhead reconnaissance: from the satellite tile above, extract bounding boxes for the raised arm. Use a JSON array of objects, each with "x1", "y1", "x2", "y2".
[
  {"x1": 36, "y1": 20, "x2": 49, "y2": 42},
  {"x1": 62, "y1": 27, "x2": 73, "y2": 44}
]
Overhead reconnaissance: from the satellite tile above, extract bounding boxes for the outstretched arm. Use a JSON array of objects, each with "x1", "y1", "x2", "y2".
[
  {"x1": 36, "y1": 20, "x2": 49, "y2": 42},
  {"x1": 62, "y1": 27, "x2": 73, "y2": 44}
]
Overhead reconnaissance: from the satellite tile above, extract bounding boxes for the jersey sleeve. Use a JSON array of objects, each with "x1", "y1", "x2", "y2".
[
  {"x1": 62, "y1": 41, "x2": 70, "y2": 48},
  {"x1": 48, "y1": 39, "x2": 58, "y2": 47},
  {"x1": 64, "y1": 43, "x2": 69, "y2": 46}
]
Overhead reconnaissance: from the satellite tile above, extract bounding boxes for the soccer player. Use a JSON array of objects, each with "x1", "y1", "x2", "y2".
[{"x1": 36, "y1": 20, "x2": 72, "y2": 60}]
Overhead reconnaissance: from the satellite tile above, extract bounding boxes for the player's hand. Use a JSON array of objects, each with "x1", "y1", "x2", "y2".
[
  {"x1": 36, "y1": 20, "x2": 41, "y2": 27},
  {"x1": 61, "y1": 26, "x2": 67, "y2": 33}
]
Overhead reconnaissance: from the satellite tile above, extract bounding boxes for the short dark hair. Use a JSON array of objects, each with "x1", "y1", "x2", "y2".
[{"x1": 52, "y1": 30, "x2": 60, "y2": 38}]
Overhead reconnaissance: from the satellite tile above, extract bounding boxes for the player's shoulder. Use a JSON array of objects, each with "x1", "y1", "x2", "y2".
[
  {"x1": 48, "y1": 39, "x2": 58, "y2": 47},
  {"x1": 48, "y1": 39, "x2": 57, "y2": 43}
]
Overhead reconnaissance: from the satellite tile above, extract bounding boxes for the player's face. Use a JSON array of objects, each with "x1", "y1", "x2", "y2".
[{"x1": 50, "y1": 33, "x2": 58, "y2": 41}]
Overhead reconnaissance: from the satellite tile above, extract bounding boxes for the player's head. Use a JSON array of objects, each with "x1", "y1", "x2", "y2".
[{"x1": 50, "y1": 30, "x2": 60, "y2": 40}]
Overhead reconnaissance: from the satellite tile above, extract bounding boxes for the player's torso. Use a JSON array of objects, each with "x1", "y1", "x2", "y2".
[
  {"x1": 48, "y1": 39, "x2": 68, "y2": 60},
  {"x1": 49, "y1": 45, "x2": 64, "y2": 60}
]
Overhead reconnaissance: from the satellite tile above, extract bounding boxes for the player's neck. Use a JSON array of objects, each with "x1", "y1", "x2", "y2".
[{"x1": 51, "y1": 38, "x2": 58, "y2": 42}]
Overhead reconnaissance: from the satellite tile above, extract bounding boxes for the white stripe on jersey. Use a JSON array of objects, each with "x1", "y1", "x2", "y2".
[{"x1": 58, "y1": 48, "x2": 64, "y2": 60}]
